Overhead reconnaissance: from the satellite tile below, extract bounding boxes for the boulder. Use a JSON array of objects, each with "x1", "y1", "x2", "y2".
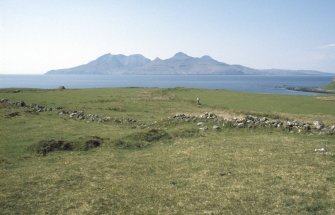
[{"x1": 313, "y1": 121, "x2": 324, "y2": 130}]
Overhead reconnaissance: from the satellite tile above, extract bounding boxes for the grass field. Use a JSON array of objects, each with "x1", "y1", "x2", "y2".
[
  {"x1": 1, "y1": 88, "x2": 335, "y2": 214},
  {"x1": 324, "y1": 80, "x2": 335, "y2": 90}
]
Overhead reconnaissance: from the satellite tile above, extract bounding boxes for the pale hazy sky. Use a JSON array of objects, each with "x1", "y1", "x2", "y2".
[{"x1": 1, "y1": 0, "x2": 335, "y2": 74}]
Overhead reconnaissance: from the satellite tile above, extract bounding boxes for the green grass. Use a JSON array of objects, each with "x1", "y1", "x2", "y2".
[
  {"x1": 323, "y1": 80, "x2": 335, "y2": 90},
  {"x1": 1, "y1": 88, "x2": 335, "y2": 214}
]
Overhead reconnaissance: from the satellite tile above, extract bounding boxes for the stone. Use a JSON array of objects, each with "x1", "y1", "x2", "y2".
[
  {"x1": 246, "y1": 115, "x2": 258, "y2": 121},
  {"x1": 16, "y1": 101, "x2": 26, "y2": 107},
  {"x1": 212, "y1": 125, "x2": 220, "y2": 130},
  {"x1": 197, "y1": 122, "x2": 204, "y2": 126},
  {"x1": 103, "y1": 116, "x2": 111, "y2": 121},
  {"x1": 236, "y1": 122, "x2": 245, "y2": 128},
  {"x1": 285, "y1": 121, "x2": 294, "y2": 128},
  {"x1": 260, "y1": 117, "x2": 268, "y2": 122},
  {"x1": 313, "y1": 121, "x2": 324, "y2": 130},
  {"x1": 303, "y1": 124, "x2": 311, "y2": 131},
  {"x1": 314, "y1": 148, "x2": 326, "y2": 152},
  {"x1": 174, "y1": 113, "x2": 190, "y2": 120},
  {"x1": 69, "y1": 112, "x2": 77, "y2": 118},
  {"x1": 201, "y1": 112, "x2": 217, "y2": 119}
]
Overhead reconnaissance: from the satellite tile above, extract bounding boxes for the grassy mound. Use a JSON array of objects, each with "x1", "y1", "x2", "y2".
[
  {"x1": 82, "y1": 136, "x2": 103, "y2": 150},
  {"x1": 34, "y1": 139, "x2": 74, "y2": 155},
  {"x1": 32, "y1": 137, "x2": 103, "y2": 155},
  {"x1": 115, "y1": 128, "x2": 171, "y2": 149},
  {"x1": 323, "y1": 79, "x2": 335, "y2": 90}
]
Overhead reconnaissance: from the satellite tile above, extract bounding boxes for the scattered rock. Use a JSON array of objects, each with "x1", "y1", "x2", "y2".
[{"x1": 212, "y1": 125, "x2": 220, "y2": 130}]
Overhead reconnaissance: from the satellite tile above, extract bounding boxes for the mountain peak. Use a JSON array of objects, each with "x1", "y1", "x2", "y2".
[
  {"x1": 46, "y1": 52, "x2": 326, "y2": 75},
  {"x1": 153, "y1": 57, "x2": 162, "y2": 61},
  {"x1": 97, "y1": 53, "x2": 112, "y2": 59},
  {"x1": 172, "y1": 52, "x2": 191, "y2": 59},
  {"x1": 201, "y1": 55, "x2": 213, "y2": 60}
]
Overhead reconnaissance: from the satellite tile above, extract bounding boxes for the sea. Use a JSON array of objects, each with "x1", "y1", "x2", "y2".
[{"x1": 0, "y1": 74, "x2": 333, "y2": 95}]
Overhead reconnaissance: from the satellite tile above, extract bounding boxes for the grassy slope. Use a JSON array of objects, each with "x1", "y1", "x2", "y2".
[
  {"x1": 323, "y1": 80, "x2": 335, "y2": 90},
  {"x1": 1, "y1": 88, "x2": 335, "y2": 214}
]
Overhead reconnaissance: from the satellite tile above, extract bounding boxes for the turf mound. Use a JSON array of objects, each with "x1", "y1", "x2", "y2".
[
  {"x1": 35, "y1": 140, "x2": 73, "y2": 156},
  {"x1": 115, "y1": 128, "x2": 171, "y2": 149}
]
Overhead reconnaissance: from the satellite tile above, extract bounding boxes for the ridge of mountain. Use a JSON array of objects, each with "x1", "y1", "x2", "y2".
[{"x1": 46, "y1": 52, "x2": 329, "y2": 75}]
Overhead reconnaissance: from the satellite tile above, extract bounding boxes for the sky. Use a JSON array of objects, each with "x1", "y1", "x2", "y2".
[{"x1": 1, "y1": 0, "x2": 335, "y2": 74}]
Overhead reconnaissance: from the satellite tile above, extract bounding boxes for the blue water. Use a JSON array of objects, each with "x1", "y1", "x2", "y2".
[{"x1": 0, "y1": 74, "x2": 333, "y2": 95}]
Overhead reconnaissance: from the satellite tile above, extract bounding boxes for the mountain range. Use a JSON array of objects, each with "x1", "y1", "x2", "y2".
[{"x1": 46, "y1": 52, "x2": 328, "y2": 75}]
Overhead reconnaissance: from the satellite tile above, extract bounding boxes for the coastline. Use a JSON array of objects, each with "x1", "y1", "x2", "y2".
[{"x1": 286, "y1": 87, "x2": 335, "y2": 94}]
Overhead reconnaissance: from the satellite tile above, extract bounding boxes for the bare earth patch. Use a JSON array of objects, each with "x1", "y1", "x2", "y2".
[{"x1": 316, "y1": 96, "x2": 335, "y2": 101}]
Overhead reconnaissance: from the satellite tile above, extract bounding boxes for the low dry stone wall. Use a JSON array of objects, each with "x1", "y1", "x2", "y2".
[
  {"x1": 2, "y1": 98, "x2": 334, "y2": 135},
  {"x1": 1, "y1": 98, "x2": 138, "y2": 125},
  {"x1": 171, "y1": 112, "x2": 335, "y2": 135}
]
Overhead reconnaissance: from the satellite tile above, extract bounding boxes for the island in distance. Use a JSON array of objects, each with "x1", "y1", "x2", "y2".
[{"x1": 46, "y1": 52, "x2": 330, "y2": 75}]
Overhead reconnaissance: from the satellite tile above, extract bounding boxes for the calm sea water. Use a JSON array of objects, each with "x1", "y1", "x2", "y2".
[{"x1": 0, "y1": 74, "x2": 333, "y2": 95}]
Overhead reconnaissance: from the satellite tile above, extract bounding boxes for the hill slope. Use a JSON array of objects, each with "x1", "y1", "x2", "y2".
[{"x1": 323, "y1": 78, "x2": 335, "y2": 90}]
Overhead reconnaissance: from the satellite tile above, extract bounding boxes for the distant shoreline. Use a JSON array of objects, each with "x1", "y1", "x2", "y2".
[
  {"x1": 286, "y1": 87, "x2": 335, "y2": 94},
  {"x1": 0, "y1": 74, "x2": 333, "y2": 95}
]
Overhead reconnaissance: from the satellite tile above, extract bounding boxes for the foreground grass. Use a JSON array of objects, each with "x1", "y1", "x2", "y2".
[{"x1": 0, "y1": 88, "x2": 335, "y2": 214}]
